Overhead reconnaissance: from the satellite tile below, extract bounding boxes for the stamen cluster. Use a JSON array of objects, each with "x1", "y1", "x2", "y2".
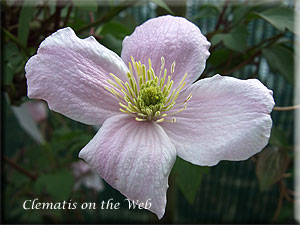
[{"x1": 104, "y1": 56, "x2": 192, "y2": 123}]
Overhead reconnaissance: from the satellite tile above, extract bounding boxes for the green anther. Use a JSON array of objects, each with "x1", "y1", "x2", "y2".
[
  {"x1": 129, "y1": 62, "x2": 133, "y2": 76},
  {"x1": 148, "y1": 58, "x2": 152, "y2": 69},
  {"x1": 147, "y1": 70, "x2": 151, "y2": 81},
  {"x1": 139, "y1": 86, "x2": 164, "y2": 107}
]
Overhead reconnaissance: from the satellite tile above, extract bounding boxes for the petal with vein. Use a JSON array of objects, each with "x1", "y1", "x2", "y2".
[
  {"x1": 121, "y1": 15, "x2": 210, "y2": 89},
  {"x1": 79, "y1": 114, "x2": 176, "y2": 219},
  {"x1": 161, "y1": 75, "x2": 275, "y2": 166},
  {"x1": 25, "y1": 27, "x2": 129, "y2": 125}
]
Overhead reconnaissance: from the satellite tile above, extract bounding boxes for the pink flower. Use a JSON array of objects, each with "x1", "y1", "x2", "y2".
[
  {"x1": 12, "y1": 100, "x2": 47, "y2": 144},
  {"x1": 25, "y1": 15, "x2": 274, "y2": 219},
  {"x1": 72, "y1": 160, "x2": 104, "y2": 192}
]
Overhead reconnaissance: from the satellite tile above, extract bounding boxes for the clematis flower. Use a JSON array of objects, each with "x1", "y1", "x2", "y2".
[
  {"x1": 25, "y1": 15, "x2": 274, "y2": 219},
  {"x1": 12, "y1": 100, "x2": 47, "y2": 144},
  {"x1": 72, "y1": 160, "x2": 104, "y2": 192}
]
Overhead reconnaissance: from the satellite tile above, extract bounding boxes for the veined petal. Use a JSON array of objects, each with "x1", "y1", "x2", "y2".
[
  {"x1": 78, "y1": 114, "x2": 176, "y2": 219},
  {"x1": 161, "y1": 75, "x2": 274, "y2": 166},
  {"x1": 25, "y1": 27, "x2": 129, "y2": 125},
  {"x1": 121, "y1": 15, "x2": 210, "y2": 89}
]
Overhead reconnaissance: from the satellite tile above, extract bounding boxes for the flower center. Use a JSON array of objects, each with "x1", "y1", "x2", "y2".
[
  {"x1": 139, "y1": 85, "x2": 164, "y2": 107},
  {"x1": 104, "y1": 56, "x2": 192, "y2": 123}
]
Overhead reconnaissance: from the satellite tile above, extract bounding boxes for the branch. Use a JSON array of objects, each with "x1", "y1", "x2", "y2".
[
  {"x1": 273, "y1": 105, "x2": 300, "y2": 111},
  {"x1": 223, "y1": 50, "x2": 261, "y2": 74},
  {"x1": 215, "y1": 0, "x2": 229, "y2": 30},
  {"x1": 3, "y1": 155, "x2": 37, "y2": 181}
]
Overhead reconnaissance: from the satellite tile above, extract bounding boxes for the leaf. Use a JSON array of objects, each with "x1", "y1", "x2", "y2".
[
  {"x1": 72, "y1": 0, "x2": 98, "y2": 12},
  {"x1": 150, "y1": 0, "x2": 173, "y2": 14},
  {"x1": 18, "y1": 4, "x2": 35, "y2": 46},
  {"x1": 232, "y1": 5, "x2": 256, "y2": 25},
  {"x1": 172, "y1": 157, "x2": 209, "y2": 204},
  {"x1": 100, "y1": 34, "x2": 123, "y2": 55},
  {"x1": 34, "y1": 169, "x2": 74, "y2": 200},
  {"x1": 211, "y1": 25, "x2": 248, "y2": 52},
  {"x1": 208, "y1": 48, "x2": 231, "y2": 67},
  {"x1": 100, "y1": 21, "x2": 131, "y2": 39},
  {"x1": 11, "y1": 103, "x2": 45, "y2": 144},
  {"x1": 262, "y1": 45, "x2": 294, "y2": 84},
  {"x1": 255, "y1": 7, "x2": 294, "y2": 33},
  {"x1": 192, "y1": 4, "x2": 220, "y2": 20},
  {"x1": 269, "y1": 127, "x2": 289, "y2": 147},
  {"x1": 2, "y1": 42, "x2": 26, "y2": 85},
  {"x1": 256, "y1": 148, "x2": 289, "y2": 191}
]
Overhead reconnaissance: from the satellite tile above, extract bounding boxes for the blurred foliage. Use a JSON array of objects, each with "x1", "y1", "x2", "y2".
[{"x1": 1, "y1": 0, "x2": 295, "y2": 223}]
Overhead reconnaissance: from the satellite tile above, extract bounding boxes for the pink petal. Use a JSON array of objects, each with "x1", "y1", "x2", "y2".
[
  {"x1": 24, "y1": 101, "x2": 48, "y2": 122},
  {"x1": 121, "y1": 15, "x2": 210, "y2": 89},
  {"x1": 79, "y1": 114, "x2": 176, "y2": 219},
  {"x1": 25, "y1": 27, "x2": 129, "y2": 125},
  {"x1": 72, "y1": 161, "x2": 104, "y2": 192},
  {"x1": 161, "y1": 75, "x2": 275, "y2": 166}
]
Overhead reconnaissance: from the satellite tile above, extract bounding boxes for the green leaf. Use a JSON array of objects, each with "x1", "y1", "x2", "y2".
[
  {"x1": 192, "y1": 4, "x2": 219, "y2": 20},
  {"x1": 72, "y1": 0, "x2": 98, "y2": 12},
  {"x1": 208, "y1": 48, "x2": 231, "y2": 67},
  {"x1": 255, "y1": 7, "x2": 294, "y2": 33},
  {"x1": 34, "y1": 169, "x2": 74, "y2": 200},
  {"x1": 262, "y1": 45, "x2": 294, "y2": 84},
  {"x1": 172, "y1": 157, "x2": 209, "y2": 204},
  {"x1": 100, "y1": 34, "x2": 123, "y2": 55},
  {"x1": 2, "y1": 43, "x2": 26, "y2": 85},
  {"x1": 100, "y1": 21, "x2": 131, "y2": 39},
  {"x1": 269, "y1": 127, "x2": 289, "y2": 147},
  {"x1": 256, "y1": 148, "x2": 289, "y2": 191},
  {"x1": 150, "y1": 0, "x2": 173, "y2": 14},
  {"x1": 18, "y1": 5, "x2": 35, "y2": 46},
  {"x1": 232, "y1": 5, "x2": 256, "y2": 25},
  {"x1": 211, "y1": 25, "x2": 248, "y2": 52}
]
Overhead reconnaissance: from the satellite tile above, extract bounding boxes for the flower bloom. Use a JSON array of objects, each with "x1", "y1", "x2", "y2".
[
  {"x1": 25, "y1": 15, "x2": 274, "y2": 219},
  {"x1": 12, "y1": 100, "x2": 47, "y2": 144},
  {"x1": 72, "y1": 160, "x2": 104, "y2": 192}
]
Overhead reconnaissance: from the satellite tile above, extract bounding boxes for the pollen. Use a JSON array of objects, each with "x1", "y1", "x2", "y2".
[{"x1": 104, "y1": 56, "x2": 192, "y2": 123}]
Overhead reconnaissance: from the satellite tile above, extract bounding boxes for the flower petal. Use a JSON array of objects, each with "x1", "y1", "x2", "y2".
[
  {"x1": 78, "y1": 114, "x2": 176, "y2": 219},
  {"x1": 25, "y1": 27, "x2": 129, "y2": 125},
  {"x1": 121, "y1": 15, "x2": 210, "y2": 89},
  {"x1": 161, "y1": 75, "x2": 274, "y2": 166}
]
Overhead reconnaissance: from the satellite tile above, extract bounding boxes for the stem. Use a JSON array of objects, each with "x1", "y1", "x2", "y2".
[
  {"x1": 63, "y1": 4, "x2": 73, "y2": 27},
  {"x1": 271, "y1": 181, "x2": 284, "y2": 223},
  {"x1": 54, "y1": 0, "x2": 63, "y2": 30},
  {"x1": 89, "y1": 12, "x2": 95, "y2": 35},
  {"x1": 3, "y1": 155, "x2": 37, "y2": 181},
  {"x1": 273, "y1": 105, "x2": 300, "y2": 111},
  {"x1": 215, "y1": 0, "x2": 229, "y2": 30},
  {"x1": 223, "y1": 50, "x2": 261, "y2": 74}
]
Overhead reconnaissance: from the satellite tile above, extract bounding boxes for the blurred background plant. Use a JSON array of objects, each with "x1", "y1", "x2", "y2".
[{"x1": 1, "y1": 0, "x2": 297, "y2": 223}]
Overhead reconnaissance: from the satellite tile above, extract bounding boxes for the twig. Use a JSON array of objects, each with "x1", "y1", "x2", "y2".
[
  {"x1": 89, "y1": 12, "x2": 95, "y2": 35},
  {"x1": 54, "y1": 0, "x2": 63, "y2": 30},
  {"x1": 3, "y1": 155, "x2": 37, "y2": 181},
  {"x1": 63, "y1": 3, "x2": 73, "y2": 27},
  {"x1": 215, "y1": 0, "x2": 229, "y2": 30},
  {"x1": 273, "y1": 105, "x2": 300, "y2": 111},
  {"x1": 271, "y1": 181, "x2": 284, "y2": 222},
  {"x1": 223, "y1": 50, "x2": 261, "y2": 74}
]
